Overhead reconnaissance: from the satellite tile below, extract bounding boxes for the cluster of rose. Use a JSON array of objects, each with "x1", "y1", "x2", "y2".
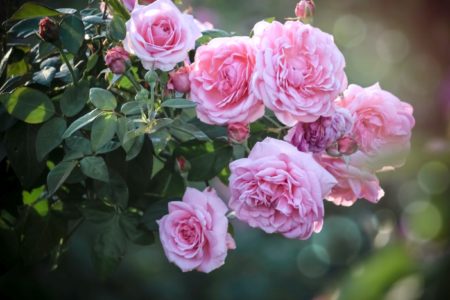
[{"x1": 45, "y1": 0, "x2": 413, "y2": 273}]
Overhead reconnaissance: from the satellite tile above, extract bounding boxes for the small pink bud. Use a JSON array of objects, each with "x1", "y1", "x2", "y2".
[
  {"x1": 337, "y1": 136, "x2": 358, "y2": 156},
  {"x1": 176, "y1": 156, "x2": 190, "y2": 173},
  {"x1": 38, "y1": 17, "x2": 59, "y2": 43},
  {"x1": 105, "y1": 46, "x2": 130, "y2": 75},
  {"x1": 227, "y1": 123, "x2": 250, "y2": 144},
  {"x1": 168, "y1": 66, "x2": 191, "y2": 94},
  {"x1": 295, "y1": 0, "x2": 315, "y2": 19}
]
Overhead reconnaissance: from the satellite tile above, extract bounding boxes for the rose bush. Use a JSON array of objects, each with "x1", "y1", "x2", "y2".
[{"x1": 0, "y1": 0, "x2": 414, "y2": 275}]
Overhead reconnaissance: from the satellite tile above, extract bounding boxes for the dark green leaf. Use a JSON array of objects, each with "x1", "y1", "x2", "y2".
[
  {"x1": 196, "y1": 29, "x2": 231, "y2": 47},
  {"x1": 147, "y1": 165, "x2": 185, "y2": 200},
  {"x1": 96, "y1": 141, "x2": 121, "y2": 154},
  {"x1": 89, "y1": 88, "x2": 117, "y2": 110},
  {"x1": 36, "y1": 117, "x2": 66, "y2": 161},
  {"x1": 125, "y1": 134, "x2": 144, "y2": 161},
  {"x1": 170, "y1": 121, "x2": 210, "y2": 142},
  {"x1": 80, "y1": 156, "x2": 109, "y2": 182},
  {"x1": 150, "y1": 128, "x2": 171, "y2": 154},
  {"x1": 5, "y1": 123, "x2": 46, "y2": 188},
  {"x1": 93, "y1": 216, "x2": 126, "y2": 277},
  {"x1": 80, "y1": 202, "x2": 115, "y2": 224},
  {"x1": 162, "y1": 98, "x2": 196, "y2": 109},
  {"x1": 1, "y1": 87, "x2": 55, "y2": 124},
  {"x1": 9, "y1": 2, "x2": 60, "y2": 21},
  {"x1": 63, "y1": 109, "x2": 103, "y2": 138},
  {"x1": 120, "y1": 213, "x2": 154, "y2": 245},
  {"x1": 96, "y1": 171, "x2": 128, "y2": 209},
  {"x1": 59, "y1": 15, "x2": 85, "y2": 54},
  {"x1": 142, "y1": 200, "x2": 168, "y2": 231},
  {"x1": 60, "y1": 80, "x2": 89, "y2": 117},
  {"x1": 37, "y1": 42, "x2": 56, "y2": 60},
  {"x1": 65, "y1": 135, "x2": 92, "y2": 155},
  {"x1": 176, "y1": 140, "x2": 233, "y2": 181},
  {"x1": 120, "y1": 101, "x2": 147, "y2": 116},
  {"x1": 91, "y1": 114, "x2": 117, "y2": 152},
  {"x1": 84, "y1": 53, "x2": 98, "y2": 73},
  {"x1": 47, "y1": 160, "x2": 77, "y2": 195},
  {"x1": 189, "y1": 118, "x2": 227, "y2": 139},
  {"x1": 108, "y1": 15, "x2": 126, "y2": 41}
]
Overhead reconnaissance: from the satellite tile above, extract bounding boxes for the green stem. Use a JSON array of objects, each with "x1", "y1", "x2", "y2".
[
  {"x1": 58, "y1": 48, "x2": 78, "y2": 85},
  {"x1": 125, "y1": 70, "x2": 142, "y2": 92},
  {"x1": 264, "y1": 115, "x2": 281, "y2": 128}
]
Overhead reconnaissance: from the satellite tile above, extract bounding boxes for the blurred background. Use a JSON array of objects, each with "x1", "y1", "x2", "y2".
[{"x1": 1, "y1": 0, "x2": 450, "y2": 299}]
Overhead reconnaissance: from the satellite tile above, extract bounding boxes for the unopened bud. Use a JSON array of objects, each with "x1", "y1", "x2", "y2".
[
  {"x1": 38, "y1": 17, "x2": 59, "y2": 43},
  {"x1": 337, "y1": 136, "x2": 358, "y2": 156},
  {"x1": 145, "y1": 70, "x2": 159, "y2": 85},
  {"x1": 176, "y1": 156, "x2": 190, "y2": 173},
  {"x1": 168, "y1": 66, "x2": 191, "y2": 94},
  {"x1": 227, "y1": 123, "x2": 250, "y2": 144},
  {"x1": 295, "y1": 0, "x2": 315, "y2": 20},
  {"x1": 105, "y1": 46, "x2": 129, "y2": 75}
]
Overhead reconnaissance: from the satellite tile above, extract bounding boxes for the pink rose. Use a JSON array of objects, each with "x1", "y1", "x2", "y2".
[
  {"x1": 194, "y1": 18, "x2": 214, "y2": 31},
  {"x1": 168, "y1": 65, "x2": 191, "y2": 93},
  {"x1": 336, "y1": 83, "x2": 415, "y2": 168},
  {"x1": 190, "y1": 36, "x2": 265, "y2": 125},
  {"x1": 105, "y1": 46, "x2": 130, "y2": 74},
  {"x1": 158, "y1": 187, "x2": 235, "y2": 273},
  {"x1": 284, "y1": 107, "x2": 353, "y2": 153},
  {"x1": 316, "y1": 153, "x2": 384, "y2": 206},
  {"x1": 228, "y1": 138, "x2": 337, "y2": 240},
  {"x1": 123, "y1": 0, "x2": 201, "y2": 71},
  {"x1": 227, "y1": 123, "x2": 250, "y2": 144},
  {"x1": 252, "y1": 20, "x2": 347, "y2": 126}
]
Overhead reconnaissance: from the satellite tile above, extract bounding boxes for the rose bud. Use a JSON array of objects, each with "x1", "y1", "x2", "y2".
[
  {"x1": 295, "y1": 0, "x2": 315, "y2": 20},
  {"x1": 38, "y1": 17, "x2": 59, "y2": 43},
  {"x1": 168, "y1": 66, "x2": 191, "y2": 94},
  {"x1": 337, "y1": 136, "x2": 358, "y2": 156},
  {"x1": 227, "y1": 123, "x2": 250, "y2": 144},
  {"x1": 176, "y1": 156, "x2": 190, "y2": 173},
  {"x1": 105, "y1": 46, "x2": 130, "y2": 75}
]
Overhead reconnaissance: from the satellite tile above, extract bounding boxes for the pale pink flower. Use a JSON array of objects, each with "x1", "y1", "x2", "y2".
[
  {"x1": 123, "y1": 0, "x2": 201, "y2": 71},
  {"x1": 336, "y1": 83, "x2": 415, "y2": 168},
  {"x1": 190, "y1": 36, "x2": 264, "y2": 125},
  {"x1": 229, "y1": 138, "x2": 337, "y2": 240},
  {"x1": 316, "y1": 153, "x2": 384, "y2": 206},
  {"x1": 158, "y1": 187, "x2": 235, "y2": 273},
  {"x1": 194, "y1": 18, "x2": 214, "y2": 31},
  {"x1": 252, "y1": 20, "x2": 347, "y2": 126},
  {"x1": 295, "y1": 0, "x2": 315, "y2": 19},
  {"x1": 105, "y1": 46, "x2": 129, "y2": 74},
  {"x1": 168, "y1": 65, "x2": 191, "y2": 93},
  {"x1": 284, "y1": 107, "x2": 353, "y2": 153},
  {"x1": 227, "y1": 123, "x2": 250, "y2": 144}
]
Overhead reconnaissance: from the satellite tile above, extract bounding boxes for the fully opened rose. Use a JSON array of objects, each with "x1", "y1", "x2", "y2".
[
  {"x1": 228, "y1": 138, "x2": 337, "y2": 239},
  {"x1": 252, "y1": 20, "x2": 347, "y2": 126},
  {"x1": 123, "y1": 0, "x2": 201, "y2": 71},
  {"x1": 190, "y1": 36, "x2": 265, "y2": 125},
  {"x1": 158, "y1": 188, "x2": 235, "y2": 273}
]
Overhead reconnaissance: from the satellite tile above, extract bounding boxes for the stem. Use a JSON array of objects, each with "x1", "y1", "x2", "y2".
[
  {"x1": 58, "y1": 48, "x2": 78, "y2": 85},
  {"x1": 264, "y1": 115, "x2": 281, "y2": 128},
  {"x1": 125, "y1": 69, "x2": 142, "y2": 92}
]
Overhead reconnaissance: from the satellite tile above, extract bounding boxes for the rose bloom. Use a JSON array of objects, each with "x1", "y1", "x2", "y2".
[
  {"x1": 227, "y1": 123, "x2": 250, "y2": 144},
  {"x1": 316, "y1": 153, "x2": 384, "y2": 206},
  {"x1": 252, "y1": 20, "x2": 347, "y2": 126},
  {"x1": 229, "y1": 138, "x2": 337, "y2": 240},
  {"x1": 284, "y1": 107, "x2": 353, "y2": 153},
  {"x1": 158, "y1": 187, "x2": 235, "y2": 273},
  {"x1": 190, "y1": 36, "x2": 264, "y2": 125},
  {"x1": 123, "y1": 0, "x2": 201, "y2": 71},
  {"x1": 105, "y1": 46, "x2": 129, "y2": 74},
  {"x1": 336, "y1": 83, "x2": 415, "y2": 168}
]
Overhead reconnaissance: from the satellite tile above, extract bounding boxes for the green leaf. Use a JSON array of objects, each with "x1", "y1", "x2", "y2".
[
  {"x1": 170, "y1": 121, "x2": 210, "y2": 142},
  {"x1": 142, "y1": 200, "x2": 168, "y2": 231},
  {"x1": 196, "y1": 29, "x2": 231, "y2": 47},
  {"x1": 80, "y1": 202, "x2": 115, "y2": 224},
  {"x1": 5, "y1": 123, "x2": 46, "y2": 188},
  {"x1": 147, "y1": 165, "x2": 185, "y2": 200},
  {"x1": 120, "y1": 213, "x2": 154, "y2": 245},
  {"x1": 89, "y1": 88, "x2": 117, "y2": 110},
  {"x1": 108, "y1": 15, "x2": 126, "y2": 41},
  {"x1": 0, "y1": 48, "x2": 13, "y2": 78},
  {"x1": 9, "y1": 2, "x2": 60, "y2": 21},
  {"x1": 62, "y1": 109, "x2": 103, "y2": 138},
  {"x1": 93, "y1": 216, "x2": 126, "y2": 277},
  {"x1": 8, "y1": 18, "x2": 40, "y2": 38},
  {"x1": 125, "y1": 134, "x2": 144, "y2": 161},
  {"x1": 80, "y1": 156, "x2": 109, "y2": 182},
  {"x1": 120, "y1": 101, "x2": 147, "y2": 116},
  {"x1": 91, "y1": 114, "x2": 117, "y2": 152},
  {"x1": 59, "y1": 14, "x2": 85, "y2": 54},
  {"x1": 96, "y1": 171, "x2": 128, "y2": 209},
  {"x1": 162, "y1": 98, "x2": 196, "y2": 109},
  {"x1": 85, "y1": 53, "x2": 99, "y2": 73},
  {"x1": 36, "y1": 117, "x2": 66, "y2": 161},
  {"x1": 32, "y1": 66, "x2": 57, "y2": 87},
  {"x1": 176, "y1": 140, "x2": 233, "y2": 181},
  {"x1": 47, "y1": 160, "x2": 77, "y2": 195},
  {"x1": 65, "y1": 135, "x2": 92, "y2": 156},
  {"x1": 106, "y1": 0, "x2": 130, "y2": 21},
  {"x1": 1, "y1": 87, "x2": 55, "y2": 124},
  {"x1": 150, "y1": 128, "x2": 171, "y2": 154},
  {"x1": 60, "y1": 80, "x2": 89, "y2": 117}
]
